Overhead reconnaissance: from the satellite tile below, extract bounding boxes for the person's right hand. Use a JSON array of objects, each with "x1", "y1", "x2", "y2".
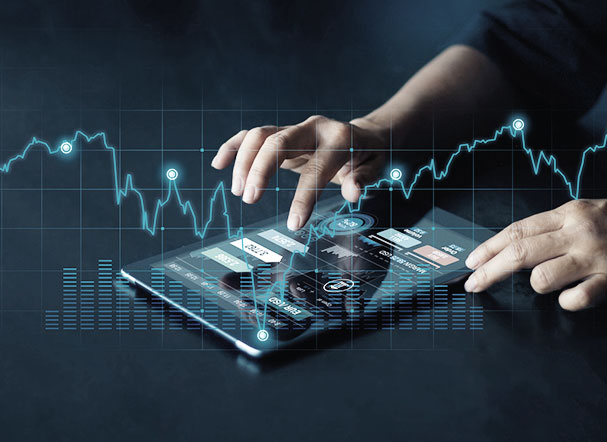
[{"x1": 211, "y1": 115, "x2": 389, "y2": 231}]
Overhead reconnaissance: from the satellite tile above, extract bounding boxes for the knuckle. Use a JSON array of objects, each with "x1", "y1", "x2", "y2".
[
  {"x1": 332, "y1": 123, "x2": 351, "y2": 141},
  {"x1": 577, "y1": 219, "x2": 600, "y2": 237},
  {"x1": 306, "y1": 114, "x2": 326, "y2": 124},
  {"x1": 565, "y1": 254, "x2": 582, "y2": 272},
  {"x1": 248, "y1": 127, "x2": 263, "y2": 138},
  {"x1": 506, "y1": 221, "x2": 525, "y2": 241},
  {"x1": 509, "y1": 240, "x2": 527, "y2": 264},
  {"x1": 320, "y1": 123, "x2": 351, "y2": 149},
  {"x1": 566, "y1": 199, "x2": 592, "y2": 216},
  {"x1": 247, "y1": 126, "x2": 271, "y2": 140},
  {"x1": 264, "y1": 132, "x2": 289, "y2": 152},
  {"x1": 530, "y1": 266, "x2": 552, "y2": 293},
  {"x1": 565, "y1": 199, "x2": 583, "y2": 210}
]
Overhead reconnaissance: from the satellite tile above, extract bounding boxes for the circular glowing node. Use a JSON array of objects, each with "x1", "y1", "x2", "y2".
[
  {"x1": 257, "y1": 329, "x2": 269, "y2": 342},
  {"x1": 60, "y1": 142, "x2": 72, "y2": 155},
  {"x1": 166, "y1": 168, "x2": 179, "y2": 181},
  {"x1": 512, "y1": 118, "x2": 525, "y2": 131},
  {"x1": 390, "y1": 168, "x2": 402, "y2": 181}
]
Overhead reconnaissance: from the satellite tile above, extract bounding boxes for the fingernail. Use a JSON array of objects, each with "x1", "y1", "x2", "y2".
[
  {"x1": 287, "y1": 213, "x2": 301, "y2": 231},
  {"x1": 465, "y1": 253, "x2": 478, "y2": 269},
  {"x1": 464, "y1": 275, "x2": 476, "y2": 292},
  {"x1": 231, "y1": 176, "x2": 244, "y2": 195},
  {"x1": 211, "y1": 156, "x2": 218, "y2": 168},
  {"x1": 242, "y1": 185, "x2": 257, "y2": 204}
]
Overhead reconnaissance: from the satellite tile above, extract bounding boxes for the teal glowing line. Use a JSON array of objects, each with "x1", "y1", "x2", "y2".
[{"x1": 2, "y1": 121, "x2": 606, "y2": 333}]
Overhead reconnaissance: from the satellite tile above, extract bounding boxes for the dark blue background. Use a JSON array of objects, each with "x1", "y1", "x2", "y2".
[{"x1": 0, "y1": 1, "x2": 606, "y2": 440}]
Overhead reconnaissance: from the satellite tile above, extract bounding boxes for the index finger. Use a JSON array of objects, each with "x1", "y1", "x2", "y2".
[
  {"x1": 287, "y1": 148, "x2": 348, "y2": 231},
  {"x1": 466, "y1": 210, "x2": 564, "y2": 269},
  {"x1": 464, "y1": 230, "x2": 569, "y2": 293},
  {"x1": 243, "y1": 124, "x2": 315, "y2": 204}
]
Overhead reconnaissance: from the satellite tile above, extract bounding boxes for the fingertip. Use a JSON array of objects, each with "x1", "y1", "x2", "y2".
[
  {"x1": 242, "y1": 185, "x2": 258, "y2": 204},
  {"x1": 341, "y1": 176, "x2": 363, "y2": 203},
  {"x1": 558, "y1": 294, "x2": 575, "y2": 311},
  {"x1": 558, "y1": 289, "x2": 584, "y2": 312},
  {"x1": 464, "y1": 274, "x2": 477, "y2": 292},
  {"x1": 231, "y1": 175, "x2": 244, "y2": 196},
  {"x1": 342, "y1": 184, "x2": 361, "y2": 203},
  {"x1": 465, "y1": 252, "x2": 479, "y2": 270},
  {"x1": 211, "y1": 152, "x2": 230, "y2": 170},
  {"x1": 287, "y1": 213, "x2": 302, "y2": 231}
]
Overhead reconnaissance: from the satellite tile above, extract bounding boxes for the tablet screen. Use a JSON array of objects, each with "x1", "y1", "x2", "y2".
[{"x1": 123, "y1": 194, "x2": 493, "y2": 356}]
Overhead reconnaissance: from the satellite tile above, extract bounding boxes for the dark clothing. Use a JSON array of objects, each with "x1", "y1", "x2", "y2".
[{"x1": 459, "y1": 0, "x2": 607, "y2": 113}]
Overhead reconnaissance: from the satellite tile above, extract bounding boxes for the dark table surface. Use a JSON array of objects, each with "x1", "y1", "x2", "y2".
[{"x1": 1, "y1": 1, "x2": 606, "y2": 441}]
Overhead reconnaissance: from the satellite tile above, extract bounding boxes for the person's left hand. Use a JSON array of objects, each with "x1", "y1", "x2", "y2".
[{"x1": 464, "y1": 199, "x2": 607, "y2": 311}]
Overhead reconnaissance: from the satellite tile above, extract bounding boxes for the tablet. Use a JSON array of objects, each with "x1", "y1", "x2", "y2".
[{"x1": 122, "y1": 193, "x2": 494, "y2": 357}]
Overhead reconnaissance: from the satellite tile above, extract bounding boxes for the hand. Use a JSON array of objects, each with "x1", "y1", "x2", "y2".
[
  {"x1": 464, "y1": 199, "x2": 607, "y2": 311},
  {"x1": 211, "y1": 115, "x2": 388, "y2": 231}
]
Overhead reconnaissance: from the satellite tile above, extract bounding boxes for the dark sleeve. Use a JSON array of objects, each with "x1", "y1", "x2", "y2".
[{"x1": 455, "y1": 0, "x2": 607, "y2": 114}]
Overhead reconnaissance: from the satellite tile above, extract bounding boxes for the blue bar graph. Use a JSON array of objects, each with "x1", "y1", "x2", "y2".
[
  {"x1": 98, "y1": 260, "x2": 113, "y2": 330},
  {"x1": 45, "y1": 261, "x2": 484, "y2": 333},
  {"x1": 62, "y1": 268, "x2": 78, "y2": 330},
  {"x1": 433, "y1": 285, "x2": 449, "y2": 330}
]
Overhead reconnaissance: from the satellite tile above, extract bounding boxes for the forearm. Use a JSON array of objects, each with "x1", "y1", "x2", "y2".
[{"x1": 356, "y1": 45, "x2": 522, "y2": 148}]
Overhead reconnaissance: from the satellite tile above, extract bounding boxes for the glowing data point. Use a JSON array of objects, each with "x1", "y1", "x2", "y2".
[
  {"x1": 390, "y1": 168, "x2": 402, "y2": 180},
  {"x1": 60, "y1": 142, "x2": 72, "y2": 155},
  {"x1": 256, "y1": 329, "x2": 269, "y2": 342},
  {"x1": 512, "y1": 118, "x2": 525, "y2": 131},
  {"x1": 166, "y1": 168, "x2": 179, "y2": 181}
]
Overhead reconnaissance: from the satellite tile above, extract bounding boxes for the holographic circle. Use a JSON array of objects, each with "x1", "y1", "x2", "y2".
[
  {"x1": 166, "y1": 168, "x2": 179, "y2": 181},
  {"x1": 512, "y1": 118, "x2": 525, "y2": 131},
  {"x1": 390, "y1": 168, "x2": 402, "y2": 180},
  {"x1": 256, "y1": 329, "x2": 269, "y2": 342},
  {"x1": 60, "y1": 142, "x2": 72, "y2": 154},
  {"x1": 318, "y1": 213, "x2": 376, "y2": 236}
]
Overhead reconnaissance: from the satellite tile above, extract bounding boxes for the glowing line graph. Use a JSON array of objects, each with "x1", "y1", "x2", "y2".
[{"x1": 1, "y1": 120, "x2": 606, "y2": 338}]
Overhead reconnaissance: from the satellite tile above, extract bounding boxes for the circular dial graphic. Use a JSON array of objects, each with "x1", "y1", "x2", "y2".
[{"x1": 317, "y1": 213, "x2": 376, "y2": 236}]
